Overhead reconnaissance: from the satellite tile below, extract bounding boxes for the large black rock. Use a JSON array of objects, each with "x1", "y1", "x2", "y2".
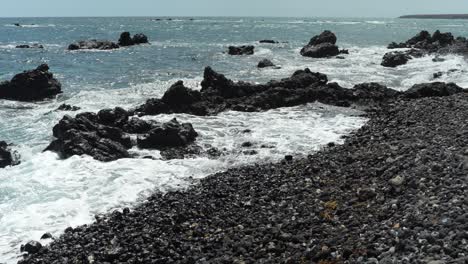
[
  {"x1": 381, "y1": 51, "x2": 411, "y2": 67},
  {"x1": 134, "y1": 66, "x2": 402, "y2": 117},
  {"x1": 137, "y1": 118, "x2": 198, "y2": 149},
  {"x1": 257, "y1": 59, "x2": 275, "y2": 68},
  {"x1": 45, "y1": 108, "x2": 199, "y2": 162},
  {"x1": 404, "y1": 82, "x2": 464, "y2": 99},
  {"x1": 118, "y1": 32, "x2": 148, "y2": 46},
  {"x1": 0, "y1": 141, "x2": 20, "y2": 168},
  {"x1": 228, "y1": 46, "x2": 254, "y2": 55},
  {"x1": 386, "y1": 30, "x2": 460, "y2": 54},
  {"x1": 0, "y1": 64, "x2": 62, "y2": 101},
  {"x1": 300, "y1": 31, "x2": 341, "y2": 58},
  {"x1": 68, "y1": 40, "x2": 119, "y2": 50}
]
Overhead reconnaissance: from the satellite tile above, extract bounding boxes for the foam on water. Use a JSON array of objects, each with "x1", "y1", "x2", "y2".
[{"x1": 0, "y1": 99, "x2": 366, "y2": 263}]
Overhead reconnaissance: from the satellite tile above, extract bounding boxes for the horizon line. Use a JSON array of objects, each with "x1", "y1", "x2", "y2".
[{"x1": 0, "y1": 15, "x2": 397, "y2": 19}]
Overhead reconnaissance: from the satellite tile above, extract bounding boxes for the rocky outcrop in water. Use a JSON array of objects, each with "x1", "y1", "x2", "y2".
[
  {"x1": 68, "y1": 40, "x2": 119, "y2": 51},
  {"x1": 0, "y1": 141, "x2": 20, "y2": 168},
  {"x1": 45, "y1": 108, "x2": 198, "y2": 162},
  {"x1": 118, "y1": 32, "x2": 149, "y2": 46},
  {"x1": 387, "y1": 30, "x2": 468, "y2": 56},
  {"x1": 134, "y1": 67, "x2": 468, "y2": 117},
  {"x1": 16, "y1": 44, "x2": 44, "y2": 49},
  {"x1": 68, "y1": 32, "x2": 148, "y2": 51},
  {"x1": 0, "y1": 64, "x2": 62, "y2": 101},
  {"x1": 20, "y1": 93, "x2": 468, "y2": 264},
  {"x1": 300, "y1": 30, "x2": 341, "y2": 58},
  {"x1": 257, "y1": 59, "x2": 275, "y2": 68},
  {"x1": 228, "y1": 45, "x2": 254, "y2": 55},
  {"x1": 381, "y1": 49, "x2": 424, "y2": 68},
  {"x1": 404, "y1": 82, "x2": 464, "y2": 98},
  {"x1": 56, "y1": 104, "x2": 81, "y2": 111},
  {"x1": 258, "y1": 40, "x2": 278, "y2": 44}
]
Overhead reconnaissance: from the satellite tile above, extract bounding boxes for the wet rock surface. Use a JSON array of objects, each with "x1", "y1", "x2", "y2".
[
  {"x1": 134, "y1": 67, "x2": 410, "y2": 117},
  {"x1": 0, "y1": 141, "x2": 20, "y2": 168},
  {"x1": 228, "y1": 45, "x2": 254, "y2": 55},
  {"x1": 56, "y1": 104, "x2": 81, "y2": 111},
  {"x1": 381, "y1": 49, "x2": 424, "y2": 68},
  {"x1": 16, "y1": 44, "x2": 44, "y2": 49},
  {"x1": 68, "y1": 40, "x2": 119, "y2": 50},
  {"x1": 45, "y1": 107, "x2": 198, "y2": 162},
  {"x1": 258, "y1": 40, "x2": 278, "y2": 44},
  {"x1": 387, "y1": 30, "x2": 468, "y2": 56},
  {"x1": 0, "y1": 64, "x2": 62, "y2": 101},
  {"x1": 118, "y1": 32, "x2": 149, "y2": 46},
  {"x1": 257, "y1": 59, "x2": 275, "y2": 68},
  {"x1": 300, "y1": 30, "x2": 341, "y2": 58},
  {"x1": 20, "y1": 93, "x2": 468, "y2": 264}
]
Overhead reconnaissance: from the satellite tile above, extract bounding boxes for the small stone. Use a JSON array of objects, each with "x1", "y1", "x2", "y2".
[
  {"x1": 285, "y1": 155, "x2": 293, "y2": 161},
  {"x1": 389, "y1": 176, "x2": 404, "y2": 186}
]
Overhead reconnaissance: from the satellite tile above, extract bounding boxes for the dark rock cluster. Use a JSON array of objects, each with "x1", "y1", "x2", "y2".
[
  {"x1": 258, "y1": 39, "x2": 278, "y2": 44},
  {"x1": 19, "y1": 93, "x2": 468, "y2": 263},
  {"x1": 68, "y1": 40, "x2": 119, "y2": 51},
  {"x1": 68, "y1": 32, "x2": 148, "y2": 51},
  {"x1": 300, "y1": 30, "x2": 345, "y2": 58},
  {"x1": 381, "y1": 49, "x2": 424, "y2": 68},
  {"x1": 387, "y1": 30, "x2": 456, "y2": 51},
  {"x1": 45, "y1": 107, "x2": 198, "y2": 162},
  {"x1": 228, "y1": 45, "x2": 255, "y2": 55},
  {"x1": 0, "y1": 64, "x2": 62, "y2": 101},
  {"x1": 16, "y1": 44, "x2": 44, "y2": 49},
  {"x1": 257, "y1": 59, "x2": 275, "y2": 68},
  {"x1": 56, "y1": 104, "x2": 81, "y2": 111},
  {"x1": 0, "y1": 141, "x2": 20, "y2": 168},
  {"x1": 118, "y1": 32, "x2": 149, "y2": 46},
  {"x1": 134, "y1": 67, "x2": 464, "y2": 117}
]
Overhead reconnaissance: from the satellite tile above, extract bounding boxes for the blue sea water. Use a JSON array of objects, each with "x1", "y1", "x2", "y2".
[{"x1": 1, "y1": 16, "x2": 468, "y2": 263}]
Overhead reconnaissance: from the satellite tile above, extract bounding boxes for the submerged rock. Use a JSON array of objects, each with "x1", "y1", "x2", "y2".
[
  {"x1": 0, "y1": 141, "x2": 20, "y2": 168},
  {"x1": 228, "y1": 45, "x2": 254, "y2": 55},
  {"x1": 16, "y1": 44, "x2": 44, "y2": 49},
  {"x1": 56, "y1": 104, "x2": 81, "y2": 111},
  {"x1": 0, "y1": 64, "x2": 62, "y2": 101},
  {"x1": 45, "y1": 108, "x2": 198, "y2": 162},
  {"x1": 68, "y1": 40, "x2": 119, "y2": 50},
  {"x1": 259, "y1": 40, "x2": 279, "y2": 44},
  {"x1": 381, "y1": 51, "x2": 411, "y2": 67},
  {"x1": 300, "y1": 31, "x2": 341, "y2": 58},
  {"x1": 257, "y1": 59, "x2": 275, "y2": 68}
]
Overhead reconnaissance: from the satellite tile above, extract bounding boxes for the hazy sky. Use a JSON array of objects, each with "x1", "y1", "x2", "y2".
[{"x1": 1, "y1": 0, "x2": 468, "y2": 18}]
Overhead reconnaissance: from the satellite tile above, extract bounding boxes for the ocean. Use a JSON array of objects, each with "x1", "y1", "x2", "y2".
[{"x1": 0, "y1": 16, "x2": 467, "y2": 263}]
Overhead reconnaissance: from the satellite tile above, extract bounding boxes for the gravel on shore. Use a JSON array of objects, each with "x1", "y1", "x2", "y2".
[{"x1": 19, "y1": 93, "x2": 468, "y2": 264}]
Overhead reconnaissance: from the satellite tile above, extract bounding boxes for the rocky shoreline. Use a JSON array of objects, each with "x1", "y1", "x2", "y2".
[{"x1": 19, "y1": 91, "x2": 468, "y2": 263}]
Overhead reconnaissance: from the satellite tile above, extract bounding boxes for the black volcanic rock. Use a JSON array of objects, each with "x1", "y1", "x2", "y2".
[
  {"x1": 387, "y1": 30, "x2": 464, "y2": 55},
  {"x1": 404, "y1": 82, "x2": 464, "y2": 98},
  {"x1": 300, "y1": 31, "x2": 341, "y2": 58},
  {"x1": 257, "y1": 59, "x2": 275, "y2": 68},
  {"x1": 16, "y1": 44, "x2": 44, "y2": 49},
  {"x1": 259, "y1": 40, "x2": 279, "y2": 44},
  {"x1": 308, "y1": 30, "x2": 337, "y2": 45},
  {"x1": 56, "y1": 104, "x2": 80, "y2": 111},
  {"x1": 228, "y1": 45, "x2": 254, "y2": 55},
  {"x1": 381, "y1": 51, "x2": 411, "y2": 67},
  {"x1": 137, "y1": 118, "x2": 198, "y2": 149},
  {"x1": 118, "y1": 32, "x2": 134, "y2": 46},
  {"x1": 45, "y1": 108, "x2": 199, "y2": 162},
  {"x1": 301, "y1": 42, "x2": 340, "y2": 58},
  {"x1": 68, "y1": 40, "x2": 119, "y2": 50},
  {"x1": 0, "y1": 141, "x2": 20, "y2": 168},
  {"x1": 20, "y1": 241, "x2": 42, "y2": 255},
  {"x1": 132, "y1": 33, "x2": 149, "y2": 44},
  {"x1": 134, "y1": 67, "x2": 406, "y2": 117},
  {"x1": 0, "y1": 64, "x2": 62, "y2": 101}
]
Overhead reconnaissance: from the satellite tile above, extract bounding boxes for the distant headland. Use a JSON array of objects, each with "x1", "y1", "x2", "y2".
[{"x1": 400, "y1": 14, "x2": 468, "y2": 19}]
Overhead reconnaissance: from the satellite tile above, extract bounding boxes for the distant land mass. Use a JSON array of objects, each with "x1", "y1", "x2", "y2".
[{"x1": 400, "y1": 14, "x2": 468, "y2": 19}]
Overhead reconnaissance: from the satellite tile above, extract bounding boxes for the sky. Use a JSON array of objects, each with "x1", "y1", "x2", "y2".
[{"x1": 1, "y1": 0, "x2": 468, "y2": 18}]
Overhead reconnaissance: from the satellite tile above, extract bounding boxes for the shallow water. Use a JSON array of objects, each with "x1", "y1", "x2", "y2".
[{"x1": 1, "y1": 16, "x2": 468, "y2": 263}]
